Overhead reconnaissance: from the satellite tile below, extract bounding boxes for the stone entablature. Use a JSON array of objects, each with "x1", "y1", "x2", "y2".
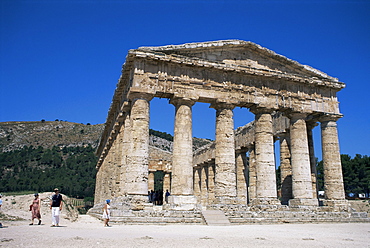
[{"x1": 93, "y1": 40, "x2": 350, "y2": 216}]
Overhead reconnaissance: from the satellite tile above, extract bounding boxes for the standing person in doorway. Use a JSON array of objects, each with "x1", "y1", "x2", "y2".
[
  {"x1": 50, "y1": 188, "x2": 63, "y2": 227},
  {"x1": 165, "y1": 189, "x2": 171, "y2": 204},
  {"x1": 103, "y1": 199, "x2": 111, "y2": 227},
  {"x1": 29, "y1": 193, "x2": 42, "y2": 225}
]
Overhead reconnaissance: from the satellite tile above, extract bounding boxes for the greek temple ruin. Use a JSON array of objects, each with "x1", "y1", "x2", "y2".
[{"x1": 89, "y1": 40, "x2": 369, "y2": 224}]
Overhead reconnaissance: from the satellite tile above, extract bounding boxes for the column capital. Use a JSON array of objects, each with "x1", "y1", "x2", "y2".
[
  {"x1": 170, "y1": 97, "x2": 196, "y2": 107},
  {"x1": 306, "y1": 120, "x2": 318, "y2": 130},
  {"x1": 210, "y1": 101, "x2": 235, "y2": 110},
  {"x1": 284, "y1": 111, "x2": 308, "y2": 120},
  {"x1": 249, "y1": 106, "x2": 274, "y2": 115},
  {"x1": 127, "y1": 92, "x2": 154, "y2": 102},
  {"x1": 319, "y1": 114, "x2": 343, "y2": 123}
]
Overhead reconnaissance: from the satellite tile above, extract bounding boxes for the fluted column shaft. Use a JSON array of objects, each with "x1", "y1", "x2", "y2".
[
  {"x1": 307, "y1": 121, "x2": 318, "y2": 199},
  {"x1": 289, "y1": 113, "x2": 317, "y2": 206},
  {"x1": 236, "y1": 152, "x2": 248, "y2": 202},
  {"x1": 120, "y1": 112, "x2": 131, "y2": 195},
  {"x1": 279, "y1": 133, "x2": 292, "y2": 204},
  {"x1": 252, "y1": 109, "x2": 278, "y2": 201},
  {"x1": 171, "y1": 98, "x2": 195, "y2": 195},
  {"x1": 321, "y1": 116, "x2": 346, "y2": 200},
  {"x1": 248, "y1": 147, "x2": 257, "y2": 202},
  {"x1": 126, "y1": 94, "x2": 152, "y2": 195},
  {"x1": 200, "y1": 166, "x2": 209, "y2": 205},
  {"x1": 213, "y1": 103, "x2": 237, "y2": 200}
]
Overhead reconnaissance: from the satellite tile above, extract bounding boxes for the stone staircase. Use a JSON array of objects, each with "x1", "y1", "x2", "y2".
[{"x1": 201, "y1": 210, "x2": 230, "y2": 226}]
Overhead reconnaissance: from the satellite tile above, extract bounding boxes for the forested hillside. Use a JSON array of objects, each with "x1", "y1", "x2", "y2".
[
  {"x1": 0, "y1": 121, "x2": 212, "y2": 199},
  {"x1": 0, "y1": 145, "x2": 97, "y2": 198}
]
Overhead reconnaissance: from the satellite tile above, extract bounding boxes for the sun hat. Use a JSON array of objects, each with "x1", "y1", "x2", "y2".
[{"x1": 106, "y1": 199, "x2": 111, "y2": 203}]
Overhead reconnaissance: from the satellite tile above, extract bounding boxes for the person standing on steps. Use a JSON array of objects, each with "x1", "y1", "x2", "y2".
[
  {"x1": 29, "y1": 193, "x2": 42, "y2": 225},
  {"x1": 50, "y1": 188, "x2": 63, "y2": 227},
  {"x1": 103, "y1": 199, "x2": 111, "y2": 227}
]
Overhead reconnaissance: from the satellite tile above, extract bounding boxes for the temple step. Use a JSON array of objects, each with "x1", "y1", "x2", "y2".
[{"x1": 201, "y1": 210, "x2": 230, "y2": 226}]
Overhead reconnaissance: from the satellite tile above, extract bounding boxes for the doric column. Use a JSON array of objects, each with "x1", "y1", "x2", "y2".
[
  {"x1": 193, "y1": 167, "x2": 201, "y2": 198},
  {"x1": 307, "y1": 121, "x2": 318, "y2": 199},
  {"x1": 94, "y1": 166, "x2": 103, "y2": 204},
  {"x1": 320, "y1": 115, "x2": 347, "y2": 208},
  {"x1": 200, "y1": 166, "x2": 209, "y2": 206},
  {"x1": 250, "y1": 108, "x2": 280, "y2": 205},
  {"x1": 168, "y1": 97, "x2": 197, "y2": 210},
  {"x1": 248, "y1": 147, "x2": 257, "y2": 203},
  {"x1": 148, "y1": 171, "x2": 155, "y2": 192},
  {"x1": 126, "y1": 93, "x2": 152, "y2": 196},
  {"x1": 170, "y1": 98, "x2": 195, "y2": 195},
  {"x1": 211, "y1": 102, "x2": 237, "y2": 204},
  {"x1": 236, "y1": 152, "x2": 248, "y2": 203},
  {"x1": 207, "y1": 163, "x2": 216, "y2": 204},
  {"x1": 120, "y1": 111, "x2": 131, "y2": 195},
  {"x1": 163, "y1": 173, "x2": 171, "y2": 193},
  {"x1": 279, "y1": 132, "x2": 292, "y2": 205},
  {"x1": 289, "y1": 113, "x2": 318, "y2": 207}
]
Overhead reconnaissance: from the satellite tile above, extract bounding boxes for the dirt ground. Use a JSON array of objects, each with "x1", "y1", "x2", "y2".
[{"x1": 1, "y1": 194, "x2": 369, "y2": 248}]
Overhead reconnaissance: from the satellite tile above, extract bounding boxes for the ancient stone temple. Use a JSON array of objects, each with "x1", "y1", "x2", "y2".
[{"x1": 89, "y1": 40, "x2": 368, "y2": 224}]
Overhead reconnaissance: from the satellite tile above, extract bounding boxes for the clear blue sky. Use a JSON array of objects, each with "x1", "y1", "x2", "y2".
[{"x1": 1, "y1": 0, "x2": 369, "y2": 159}]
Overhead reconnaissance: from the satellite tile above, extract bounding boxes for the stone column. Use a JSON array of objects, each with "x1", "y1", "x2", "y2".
[
  {"x1": 163, "y1": 173, "x2": 171, "y2": 193},
  {"x1": 126, "y1": 93, "x2": 152, "y2": 198},
  {"x1": 307, "y1": 121, "x2": 318, "y2": 199},
  {"x1": 148, "y1": 171, "x2": 155, "y2": 192},
  {"x1": 320, "y1": 115, "x2": 347, "y2": 209},
  {"x1": 289, "y1": 113, "x2": 318, "y2": 207},
  {"x1": 250, "y1": 108, "x2": 280, "y2": 205},
  {"x1": 94, "y1": 166, "x2": 103, "y2": 204},
  {"x1": 212, "y1": 103, "x2": 237, "y2": 204},
  {"x1": 236, "y1": 152, "x2": 248, "y2": 203},
  {"x1": 248, "y1": 147, "x2": 257, "y2": 203},
  {"x1": 279, "y1": 132, "x2": 292, "y2": 205},
  {"x1": 200, "y1": 166, "x2": 209, "y2": 206},
  {"x1": 120, "y1": 112, "x2": 131, "y2": 195},
  {"x1": 208, "y1": 163, "x2": 216, "y2": 204},
  {"x1": 168, "y1": 98, "x2": 197, "y2": 210},
  {"x1": 193, "y1": 167, "x2": 201, "y2": 198}
]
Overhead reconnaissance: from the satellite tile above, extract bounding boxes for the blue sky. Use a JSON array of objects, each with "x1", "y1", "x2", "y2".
[{"x1": 1, "y1": 0, "x2": 369, "y2": 159}]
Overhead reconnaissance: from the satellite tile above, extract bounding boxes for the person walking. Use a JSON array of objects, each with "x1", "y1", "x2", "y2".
[
  {"x1": 103, "y1": 199, "x2": 111, "y2": 227},
  {"x1": 29, "y1": 193, "x2": 41, "y2": 225},
  {"x1": 50, "y1": 188, "x2": 63, "y2": 227}
]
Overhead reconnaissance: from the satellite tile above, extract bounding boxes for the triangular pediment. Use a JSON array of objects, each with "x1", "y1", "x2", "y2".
[{"x1": 137, "y1": 40, "x2": 338, "y2": 82}]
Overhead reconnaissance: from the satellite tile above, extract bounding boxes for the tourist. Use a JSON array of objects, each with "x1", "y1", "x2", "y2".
[
  {"x1": 50, "y1": 188, "x2": 63, "y2": 227},
  {"x1": 165, "y1": 189, "x2": 170, "y2": 204},
  {"x1": 29, "y1": 193, "x2": 41, "y2": 225},
  {"x1": 103, "y1": 199, "x2": 111, "y2": 227}
]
